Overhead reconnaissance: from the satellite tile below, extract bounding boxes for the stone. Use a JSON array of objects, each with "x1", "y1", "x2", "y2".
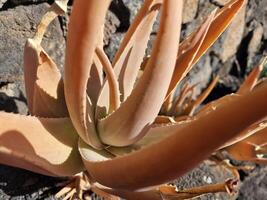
[
  {"x1": 104, "y1": 11, "x2": 121, "y2": 46},
  {"x1": 187, "y1": 55, "x2": 213, "y2": 99},
  {"x1": 210, "y1": 0, "x2": 231, "y2": 6},
  {"x1": 122, "y1": 0, "x2": 143, "y2": 22},
  {"x1": 182, "y1": 0, "x2": 198, "y2": 24},
  {"x1": 238, "y1": 166, "x2": 267, "y2": 200},
  {"x1": 0, "y1": 0, "x2": 8, "y2": 8},
  {"x1": 9, "y1": 0, "x2": 48, "y2": 5},
  {"x1": 248, "y1": 23, "x2": 264, "y2": 56},
  {"x1": 219, "y1": 1, "x2": 247, "y2": 62},
  {"x1": 174, "y1": 160, "x2": 237, "y2": 200},
  {"x1": 0, "y1": 3, "x2": 65, "y2": 83},
  {"x1": 0, "y1": 82, "x2": 28, "y2": 114}
]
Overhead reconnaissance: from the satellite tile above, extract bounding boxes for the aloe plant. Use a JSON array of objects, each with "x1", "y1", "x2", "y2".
[{"x1": 1, "y1": 0, "x2": 266, "y2": 199}]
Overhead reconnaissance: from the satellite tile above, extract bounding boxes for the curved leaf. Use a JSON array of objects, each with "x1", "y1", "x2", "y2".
[
  {"x1": 98, "y1": 0, "x2": 183, "y2": 146},
  {"x1": 0, "y1": 112, "x2": 83, "y2": 176},
  {"x1": 24, "y1": 1, "x2": 68, "y2": 117},
  {"x1": 80, "y1": 81, "x2": 267, "y2": 190},
  {"x1": 166, "y1": 0, "x2": 245, "y2": 98},
  {"x1": 24, "y1": 40, "x2": 68, "y2": 118},
  {"x1": 96, "y1": 0, "x2": 160, "y2": 119},
  {"x1": 64, "y1": 0, "x2": 111, "y2": 149},
  {"x1": 237, "y1": 56, "x2": 266, "y2": 94}
]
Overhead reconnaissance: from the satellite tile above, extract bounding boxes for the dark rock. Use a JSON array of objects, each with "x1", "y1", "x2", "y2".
[
  {"x1": 182, "y1": 0, "x2": 198, "y2": 24},
  {"x1": 9, "y1": 0, "x2": 48, "y2": 4},
  {"x1": 174, "y1": 160, "x2": 237, "y2": 200},
  {"x1": 0, "y1": 0, "x2": 8, "y2": 8},
  {"x1": 0, "y1": 3, "x2": 65, "y2": 83},
  {"x1": 238, "y1": 166, "x2": 267, "y2": 200}
]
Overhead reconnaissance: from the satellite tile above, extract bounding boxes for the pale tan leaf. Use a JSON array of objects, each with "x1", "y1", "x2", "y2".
[
  {"x1": 165, "y1": 9, "x2": 216, "y2": 99},
  {"x1": 24, "y1": 40, "x2": 68, "y2": 118},
  {"x1": 80, "y1": 81, "x2": 267, "y2": 190},
  {"x1": 86, "y1": 26, "x2": 105, "y2": 107},
  {"x1": 64, "y1": 0, "x2": 111, "y2": 149},
  {"x1": 166, "y1": 0, "x2": 245, "y2": 98},
  {"x1": 95, "y1": 47, "x2": 120, "y2": 114},
  {"x1": 24, "y1": 1, "x2": 68, "y2": 117},
  {"x1": 98, "y1": 0, "x2": 183, "y2": 147},
  {"x1": 23, "y1": 39, "x2": 41, "y2": 113},
  {"x1": 105, "y1": 118, "x2": 194, "y2": 157},
  {"x1": 172, "y1": 83, "x2": 199, "y2": 116},
  {"x1": 119, "y1": 7, "x2": 159, "y2": 101},
  {"x1": 95, "y1": 1, "x2": 160, "y2": 119},
  {"x1": 86, "y1": 54, "x2": 104, "y2": 107},
  {"x1": 33, "y1": 0, "x2": 68, "y2": 44},
  {"x1": 0, "y1": 112, "x2": 83, "y2": 176},
  {"x1": 112, "y1": 0, "x2": 161, "y2": 65}
]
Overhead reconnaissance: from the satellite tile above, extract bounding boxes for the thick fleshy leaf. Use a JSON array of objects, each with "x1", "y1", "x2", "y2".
[
  {"x1": 86, "y1": 54, "x2": 104, "y2": 107},
  {"x1": 65, "y1": 0, "x2": 111, "y2": 149},
  {"x1": 166, "y1": 0, "x2": 245, "y2": 98},
  {"x1": 86, "y1": 25, "x2": 105, "y2": 107},
  {"x1": 0, "y1": 112, "x2": 83, "y2": 176},
  {"x1": 105, "y1": 118, "x2": 194, "y2": 157},
  {"x1": 98, "y1": 0, "x2": 183, "y2": 147},
  {"x1": 171, "y1": 83, "x2": 198, "y2": 116},
  {"x1": 118, "y1": 8, "x2": 159, "y2": 102},
  {"x1": 95, "y1": 0, "x2": 160, "y2": 119},
  {"x1": 196, "y1": 94, "x2": 239, "y2": 118},
  {"x1": 24, "y1": 40, "x2": 68, "y2": 118},
  {"x1": 225, "y1": 121, "x2": 267, "y2": 163},
  {"x1": 80, "y1": 81, "x2": 267, "y2": 190},
  {"x1": 165, "y1": 9, "x2": 216, "y2": 99},
  {"x1": 95, "y1": 47, "x2": 120, "y2": 114},
  {"x1": 24, "y1": 39, "x2": 41, "y2": 113},
  {"x1": 112, "y1": 0, "x2": 160, "y2": 65},
  {"x1": 237, "y1": 56, "x2": 266, "y2": 95},
  {"x1": 221, "y1": 121, "x2": 267, "y2": 149},
  {"x1": 185, "y1": 76, "x2": 219, "y2": 116},
  {"x1": 24, "y1": 1, "x2": 68, "y2": 117},
  {"x1": 33, "y1": 0, "x2": 67, "y2": 44}
]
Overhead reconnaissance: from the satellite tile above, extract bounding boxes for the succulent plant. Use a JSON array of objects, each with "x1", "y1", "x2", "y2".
[{"x1": 1, "y1": 0, "x2": 267, "y2": 199}]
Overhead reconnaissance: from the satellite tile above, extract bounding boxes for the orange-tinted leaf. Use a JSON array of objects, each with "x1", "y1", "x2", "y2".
[
  {"x1": 0, "y1": 112, "x2": 83, "y2": 176},
  {"x1": 24, "y1": 40, "x2": 67, "y2": 118},
  {"x1": 237, "y1": 56, "x2": 267, "y2": 94},
  {"x1": 98, "y1": 0, "x2": 183, "y2": 147},
  {"x1": 81, "y1": 80, "x2": 267, "y2": 190},
  {"x1": 64, "y1": 0, "x2": 111, "y2": 149},
  {"x1": 166, "y1": 0, "x2": 245, "y2": 98},
  {"x1": 96, "y1": 0, "x2": 160, "y2": 119}
]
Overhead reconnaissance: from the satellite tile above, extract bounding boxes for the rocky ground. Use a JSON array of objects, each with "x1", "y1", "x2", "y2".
[{"x1": 0, "y1": 0, "x2": 267, "y2": 199}]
